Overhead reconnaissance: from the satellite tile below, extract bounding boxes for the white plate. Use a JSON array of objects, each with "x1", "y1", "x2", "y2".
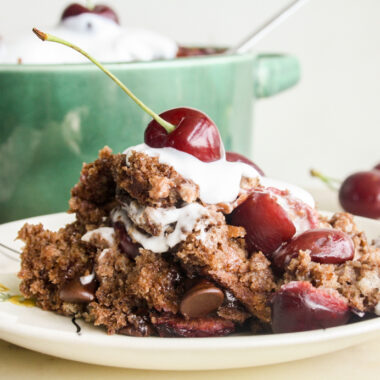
[{"x1": 0, "y1": 212, "x2": 379, "y2": 370}]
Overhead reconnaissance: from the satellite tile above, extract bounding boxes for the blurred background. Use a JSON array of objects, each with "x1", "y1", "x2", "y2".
[{"x1": 1, "y1": 0, "x2": 379, "y2": 189}]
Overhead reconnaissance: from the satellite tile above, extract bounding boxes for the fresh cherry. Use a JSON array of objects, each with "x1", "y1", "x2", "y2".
[
  {"x1": 144, "y1": 107, "x2": 223, "y2": 162},
  {"x1": 271, "y1": 281, "x2": 350, "y2": 333},
  {"x1": 229, "y1": 190, "x2": 296, "y2": 254},
  {"x1": 113, "y1": 221, "x2": 140, "y2": 259},
  {"x1": 339, "y1": 170, "x2": 380, "y2": 219},
  {"x1": 226, "y1": 151, "x2": 265, "y2": 176},
  {"x1": 61, "y1": 3, "x2": 119, "y2": 24},
  {"x1": 272, "y1": 228, "x2": 354, "y2": 269}
]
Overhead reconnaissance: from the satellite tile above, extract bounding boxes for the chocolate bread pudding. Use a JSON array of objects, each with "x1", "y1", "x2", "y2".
[
  {"x1": 17, "y1": 145, "x2": 380, "y2": 337},
  {"x1": 16, "y1": 29, "x2": 380, "y2": 337}
]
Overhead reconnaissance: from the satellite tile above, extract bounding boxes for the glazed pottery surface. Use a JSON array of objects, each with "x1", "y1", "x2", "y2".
[{"x1": 0, "y1": 53, "x2": 300, "y2": 222}]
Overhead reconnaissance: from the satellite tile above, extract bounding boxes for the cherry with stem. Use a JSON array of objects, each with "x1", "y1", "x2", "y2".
[
  {"x1": 311, "y1": 167, "x2": 380, "y2": 219},
  {"x1": 32, "y1": 28, "x2": 223, "y2": 162}
]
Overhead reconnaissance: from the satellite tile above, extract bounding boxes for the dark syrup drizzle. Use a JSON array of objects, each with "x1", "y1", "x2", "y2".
[{"x1": 72, "y1": 316, "x2": 82, "y2": 336}]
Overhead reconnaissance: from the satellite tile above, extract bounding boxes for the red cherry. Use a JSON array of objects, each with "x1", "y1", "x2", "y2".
[
  {"x1": 144, "y1": 107, "x2": 223, "y2": 162},
  {"x1": 272, "y1": 228, "x2": 354, "y2": 269},
  {"x1": 339, "y1": 170, "x2": 380, "y2": 219},
  {"x1": 113, "y1": 221, "x2": 140, "y2": 259},
  {"x1": 61, "y1": 3, "x2": 119, "y2": 24},
  {"x1": 226, "y1": 151, "x2": 265, "y2": 176},
  {"x1": 229, "y1": 191, "x2": 296, "y2": 254},
  {"x1": 271, "y1": 281, "x2": 350, "y2": 333},
  {"x1": 268, "y1": 187, "x2": 319, "y2": 233}
]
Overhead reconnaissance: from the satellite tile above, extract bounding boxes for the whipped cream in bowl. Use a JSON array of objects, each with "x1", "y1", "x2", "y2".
[{"x1": 0, "y1": 13, "x2": 178, "y2": 64}]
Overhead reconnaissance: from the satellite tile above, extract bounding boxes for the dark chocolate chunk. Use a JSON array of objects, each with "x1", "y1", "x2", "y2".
[
  {"x1": 59, "y1": 274, "x2": 97, "y2": 303},
  {"x1": 180, "y1": 280, "x2": 224, "y2": 318}
]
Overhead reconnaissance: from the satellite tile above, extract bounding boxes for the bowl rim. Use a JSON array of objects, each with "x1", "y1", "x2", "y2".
[{"x1": 0, "y1": 51, "x2": 257, "y2": 72}]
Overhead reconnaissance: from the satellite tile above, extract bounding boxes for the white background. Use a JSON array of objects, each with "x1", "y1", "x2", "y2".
[{"x1": 1, "y1": 0, "x2": 380, "y2": 188}]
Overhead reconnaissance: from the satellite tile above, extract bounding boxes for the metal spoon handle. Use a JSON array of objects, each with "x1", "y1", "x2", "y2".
[
  {"x1": 0, "y1": 242, "x2": 21, "y2": 262},
  {"x1": 228, "y1": 0, "x2": 310, "y2": 54}
]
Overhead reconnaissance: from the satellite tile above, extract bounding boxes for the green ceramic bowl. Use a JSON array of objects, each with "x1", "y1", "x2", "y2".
[{"x1": 0, "y1": 52, "x2": 300, "y2": 222}]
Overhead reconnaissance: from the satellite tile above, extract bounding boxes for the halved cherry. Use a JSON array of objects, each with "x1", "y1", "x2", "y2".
[
  {"x1": 229, "y1": 191, "x2": 296, "y2": 254},
  {"x1": 271, "y1": 281, "x2": 350, "y2": 333},
  {"x1": 272, "y1": 228, "x2": 354, "y2": 269}
]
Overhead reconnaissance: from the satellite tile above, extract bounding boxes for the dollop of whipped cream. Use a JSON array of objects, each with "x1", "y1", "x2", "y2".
[
  {"x1": 0, "y1": 13, "x2": 178, "y2": 64},
  {"x1": 125, "y1": 143, "x2": 315, "y2": 208}
]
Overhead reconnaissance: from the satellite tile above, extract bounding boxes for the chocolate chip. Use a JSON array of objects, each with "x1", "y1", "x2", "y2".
[
  {"x1": 59, "y1": 275, "x2": 97, "y2": 303},
  {"x1": 180, "y1": 280, "x2": 224, "y2": 318}
]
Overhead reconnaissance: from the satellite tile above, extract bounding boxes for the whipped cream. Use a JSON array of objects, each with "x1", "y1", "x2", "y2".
[
  {"x1": 82, "y1": 226, "x2": 115, "y2": 246},
  {"x1": 79, "y1": 272, "x2": 95, "y2": 286},
  {"x1": 126, "y1": 144, "x2": 260, "y2": 204},
  {"x1": 0, "y1": 13, "x2": 177, "y2": 64},
  {"x1": 125, "y1": 143, "x2": 315, "y2": 208},
  {"x1": 112, "y1": 203, "x2": 209, "y2": 253}
]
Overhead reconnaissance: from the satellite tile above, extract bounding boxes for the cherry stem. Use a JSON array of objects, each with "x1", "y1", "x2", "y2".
[
  {"x1": 310, "y1": 169, "x2": 341, "y2": 191},
  {"x1": 32, "y1": 28, "x2": 175, "y2": 133}
]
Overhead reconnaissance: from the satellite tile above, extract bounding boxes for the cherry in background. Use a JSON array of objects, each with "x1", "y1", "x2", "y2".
[
  {"x1": 272, "y1": 228, "x2": 354, "y2": 270},
  {"x1": 144, "y1": 107, "x2": 224, "y2": 162},
  {"x1": 339, "y1": 170, "x2": 380, "y2": 219},
  {"x1": 312, "y1": 165, "x2": 380, "y2": 219},
  {"x1": 271, "y1": 281, "x2": 350, "y2": 333},
  {"x1": 61, "y1": 3, "x2": 119, "y2": 24},
  {"x1": 226, "y1": 151, "x2": 265, "y2": 176}
]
